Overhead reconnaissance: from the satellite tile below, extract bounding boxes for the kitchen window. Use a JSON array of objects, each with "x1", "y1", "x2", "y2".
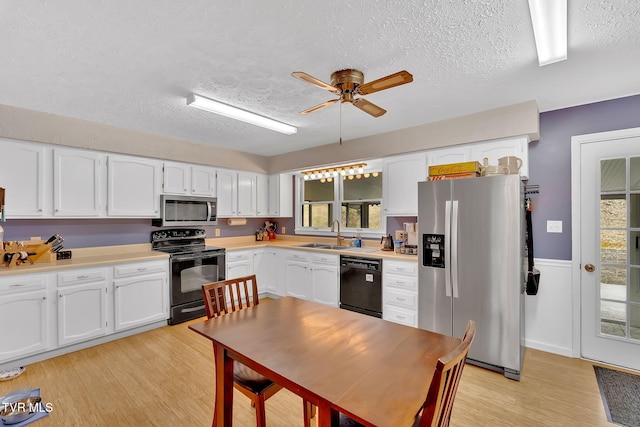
[{"x1": 297, "y1": 171, "x2": 383, "y2": 236}]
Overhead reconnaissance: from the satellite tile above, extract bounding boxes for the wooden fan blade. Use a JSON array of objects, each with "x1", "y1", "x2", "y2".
[
  {"x1": 299, "y1": 99, "x2": 340, "y2": 114},
  {"x1": 357, "y1": 70, "x2": 413, "y2": 95},
  {"x1": 292, "y1": 72, "x2": 340, "y2": 93},
  {"x1": 352, "y1": 98, "x2": 386, "y2": 117}
]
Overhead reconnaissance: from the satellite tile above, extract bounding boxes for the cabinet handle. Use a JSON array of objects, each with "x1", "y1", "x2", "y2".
[
  {"x1": 396, "y1": 315, "x2": 406, "y2": 320},
  {"x1": 396, "y1": 297, "x2": 406, "y2": 302},
  {"x1": 76, "y1": 275, "x2": 90, "y2": 280},
  {"x1": 10, "y1": 284, "x2": 26, "y2": 288},
  {"x1": 137, "y1": 268, "x2": 147, "y2": 272},
  {"x1": 42, "y1": 296, "x2": 47, "y2": 300}
]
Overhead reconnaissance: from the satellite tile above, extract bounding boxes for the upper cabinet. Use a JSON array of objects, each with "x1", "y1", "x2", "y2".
[
  {"x1": 268, "y1": 174, "x2": 293, "y2": 217},
  {"x1": 53, "y1": 148, "x2": 103, "y2": 217},
  {"x1": 0, "y1": 139, "x2": 49, "y2": 217},
  {"x1": 256, "y1": 173, "x2": 268, "y2": 217},
  {"x1": 107, "y1": 155, "x2": 161, "y2": 217},
  {"x1": 216, "y1": 169, "x2": 238, "y2": 217},
  {"x1": 237, "y1": 172, "x2": 257, "y2": 217},
  {"x1": 162, "y1": 162, "x2": 217, "y2": 197},
  {"x1": 382, "y1": 153, "x2": 427, "y2": 216}
]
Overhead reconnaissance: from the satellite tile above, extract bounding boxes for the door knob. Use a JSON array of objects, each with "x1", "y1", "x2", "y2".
[{"x1": 584, "y1": 263, "x2": 595, "y2": 272}]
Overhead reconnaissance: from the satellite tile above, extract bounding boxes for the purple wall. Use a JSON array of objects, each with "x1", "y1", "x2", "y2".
[{"x1": 530, "y1": 94, "x2": 640, "y2": 260}]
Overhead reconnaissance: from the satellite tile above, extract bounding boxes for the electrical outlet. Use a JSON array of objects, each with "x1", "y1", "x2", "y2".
[
  {"x1": 281, "y1": 227, "x2": 286, "y2": 234},
  {"x1": 395, "y1": 230, "x2": 406, "y2": 241},
  {"x1": 215, "y1": 228, "x2": 220, "y2": 237}
]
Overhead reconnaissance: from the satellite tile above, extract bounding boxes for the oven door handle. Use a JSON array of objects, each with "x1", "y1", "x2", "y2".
[{"x1": 171, "y1": 252, "x2": 224, "y2": 262}]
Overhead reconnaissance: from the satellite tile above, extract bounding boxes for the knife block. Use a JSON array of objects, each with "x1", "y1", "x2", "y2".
[{"x1": 23, "y1": 240, "x2": 56, "y2": 263}]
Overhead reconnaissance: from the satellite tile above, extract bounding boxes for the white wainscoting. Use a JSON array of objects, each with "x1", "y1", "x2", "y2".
[{"x1": 524, "y1": 258, "x2": 574, "y2": 357}]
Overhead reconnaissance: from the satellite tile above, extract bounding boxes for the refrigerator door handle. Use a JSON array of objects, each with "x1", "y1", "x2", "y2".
[
  {"x1": 444, "y1": 200, "x2": 452, "y2": 297},
  {"x1": 451, "y1": 200, "x2": 460, "y2": 298}
]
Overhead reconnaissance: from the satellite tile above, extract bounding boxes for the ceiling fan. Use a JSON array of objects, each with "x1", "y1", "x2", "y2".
[{"x1": 291, "y1": 69, "x2": 413, "y2": 118}]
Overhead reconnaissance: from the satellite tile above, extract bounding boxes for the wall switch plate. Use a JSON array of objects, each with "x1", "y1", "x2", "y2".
[
  {"x1": 281, "y1": 227, "x2": 286, "y2": 234},
  {"x1": 546, "y1": 220, "x2": 563, "y2": 233},
  {"x1": 215, "y1": 228, "x2": 220, "y2": 237}
]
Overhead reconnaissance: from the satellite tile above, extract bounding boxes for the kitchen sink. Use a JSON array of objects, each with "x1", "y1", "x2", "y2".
[
  {"x1": 296, "y1": 243, "x2": 367, "y2": 251},
  {"x1": 323, "y1": 245, "x2": 350, "y2": 250},
  {"x1": 296, "y1": 243, "x2": 330, "y2": 248}
]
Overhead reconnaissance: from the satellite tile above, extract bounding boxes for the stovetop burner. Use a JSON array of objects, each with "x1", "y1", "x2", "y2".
[{"x1": 151, "y1": 228, "x2": 224, "y2": 255}]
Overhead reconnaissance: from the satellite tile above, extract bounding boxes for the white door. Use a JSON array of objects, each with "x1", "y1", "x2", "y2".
[{"x1": 575, "y1": 127, "x2": 640, "y2": 370}]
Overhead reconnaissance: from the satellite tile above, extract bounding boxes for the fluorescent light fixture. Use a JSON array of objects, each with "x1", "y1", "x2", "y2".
[
  {"x1": 528, "y1": 0, "x2": 567, "y2": 66},
  {"x1": 187, "y1": 93, "x2": 297, "y2": 135}
]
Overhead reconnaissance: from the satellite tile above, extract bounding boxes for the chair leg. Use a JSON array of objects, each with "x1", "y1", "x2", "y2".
[
  {"x1": 304, "y1": 400, "x2": 316, "y2": 427},
  {"x1": 254, "y1": 395, "x2": 267, "y2": 427}
]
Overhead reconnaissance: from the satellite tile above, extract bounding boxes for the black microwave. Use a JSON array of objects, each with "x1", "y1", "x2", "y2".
[{"x1": 152, "y1": 195, "x2": 217, "y2": 227}]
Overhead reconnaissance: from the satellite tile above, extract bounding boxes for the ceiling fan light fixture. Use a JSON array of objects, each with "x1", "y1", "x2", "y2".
[
  {"x1": 187, "y1": 93, "x2": 297, "y2": 135},
  {"x1": 528, "y1": 0, "x2": 567, "y2": 66}
]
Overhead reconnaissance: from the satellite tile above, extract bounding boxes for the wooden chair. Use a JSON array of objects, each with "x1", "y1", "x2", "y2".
[
  {"x1": 201, "y1": 275, "x2": 315, "y2": 427},
  {"x1": 339, "y1": 320, "x2": 476, "y2": 427}
]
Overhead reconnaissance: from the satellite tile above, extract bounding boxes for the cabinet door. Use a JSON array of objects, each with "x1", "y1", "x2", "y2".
[
  {"x1": 0, "y1": 290, "x2": 49, "y2": 362},
  {"x1": 427, "y1": 146, "x2": 471, "y2": 167},
  {"x1": 383, "y1": 153, "x2": 427, "y2": 216},
  {"x1": 107, "y1": 156, "x2": 161, "y2": 216},
  {"x1": 216, "y1": 169, "x2": 237, "y2": 216},
  {"x1": 286, "y1": 261, "x2": 309, "y2": 299},
  {"x1": 162, "y1": 162, "x2": 189, "y2": 194},
  {"x1": 237, "y1": 172, "x2": 256, "y2": 216},
  {"x1": 191, "y1": 166, "x2": 217, "y2": 196},
  {"x1": 0, "y1": 139, "x2": 47, "y2": 217},
  {"x1": 256, "y1": 173, "x2": 268, "y2": 217},
  {"x1": 268, "y1": 174, "x2": 293, "y2": 217},
  {"x1": 254, "y1": 249, "x2": 278, "y2": 294},
  {"x1": 471, "y1": 136, "x2": 529, "y2": 179},
  {"x1": 53, "y1": 148, "x2": 102, "y2": 216},
  {"x1": 114, "y1": 274, "x2": 168, "y2": 331},
  {"x1": 58, "y1": 282, "x2": 108, "y2": 345},
  {"x1": 310, "y1": 264, "x2": 338, "y2": 307}
]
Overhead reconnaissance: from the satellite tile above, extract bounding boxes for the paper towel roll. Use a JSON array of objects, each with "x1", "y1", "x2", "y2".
[{"x1": 227, "y1": 218, "x2": 247, "y2": 226}]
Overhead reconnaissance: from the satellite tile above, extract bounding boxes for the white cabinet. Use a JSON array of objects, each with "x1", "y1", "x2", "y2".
[
  {"x1": 285, "y1": 251, "x2": 310, "y2": 299},
  {"x1": 254, "y1": 248, "x2": 281, "y2": 295},
  {"x1": 268, "y1": 173, "x2": 293, "y2": 217},
  {"x1": 57, "y1": 268, "x2": 109, "y2": 346},
  {"x1": 163, "y1": 162, "x2": 217, "y2": 196},
  {"x1": 226, "y1": 249, "x2": 254, "y2": 281},
  {"x1": 237, "y1": 172, "x2": 257, "y2": 217},
  {"x1": 107, "y1": 155, "x2": 161, "y2": 217},
  {"x1": 0, "y1": 274, "x2": 51, "y2": 363},
  {"x1": 427, "y1": 146, "x2": 471, "y2": 166},
  {"x1": 216, "y1": 169, "x2": 238, "y2": 217},
  {"x1": 0, "y1": 139, "x2": 49, "y2": 217},
  {"x1": 113, "y1": 260, "x2": 169, "y2": 331},
  {"x1": 383, "y1": 259, "x2": 419, "y2": 327},
  {"x1": 470, "y1": 136, "x2": 529, "y2": 179},
  {"x1": 256, "y1": 174, "x2": 268, "y2": 217},
  {"x1": 309, "y1": 253, "x2": 339, "y2": 307},
  {"x1": 53, "y1": 148, "x2": 103, "y2": 217},
  {"x1": 382, "y1": 153, "x2": 427, "y2": 216}
]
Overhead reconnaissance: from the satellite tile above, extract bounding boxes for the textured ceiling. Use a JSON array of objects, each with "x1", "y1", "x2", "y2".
[{"x1": 1, "y1": 1, "x2": 639, "y2": 156}]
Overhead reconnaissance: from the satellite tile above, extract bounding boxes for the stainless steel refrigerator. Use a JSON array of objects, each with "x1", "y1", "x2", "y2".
[{"x1": 418, "y1": 174, "x2": 525, "y2": 380}]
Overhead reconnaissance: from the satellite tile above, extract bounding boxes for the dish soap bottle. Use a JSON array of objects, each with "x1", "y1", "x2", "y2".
[{"x1": 355, "y1": 232, "x2": 362, "y2": 247}]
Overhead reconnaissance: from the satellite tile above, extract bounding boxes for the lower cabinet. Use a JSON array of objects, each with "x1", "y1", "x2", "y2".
[
  {"x1": 57, "y1": 268, "x2": 109, "y2": 346},
  {"x1": 0, "y1": 273, "x2": 51, "y2": 362},
  {"x1": 226, "y1": 250, "x2": 254, "y2": 281},
  {"x1": 383, "y1": 259, "x2": 419, "y2": 327},
  {"x1": 285, "y1": 251, "x2": 311, "y2": 299},
  {"x1": 285, "y1": 250, "x2": 339, "y2": 306},
  {"x1": 113, "y1": 260, "x2": 169, "y2": 331},
  {"x1": 254, "y1": 248, "x2": 282, "y2": 295}
]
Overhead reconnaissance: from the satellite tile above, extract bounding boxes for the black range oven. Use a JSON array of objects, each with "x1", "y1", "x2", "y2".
[{"x1": 151, "y1": 229, "x2": 225, "y2": 324}]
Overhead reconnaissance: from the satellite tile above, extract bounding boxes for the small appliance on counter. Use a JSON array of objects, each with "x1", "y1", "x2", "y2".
[
  {"x1": 399, "y1": 222, "x2": 418, "y2": 255},
  {"x1": 380, "y1": 234, "x2": 394, "y2": 251}
]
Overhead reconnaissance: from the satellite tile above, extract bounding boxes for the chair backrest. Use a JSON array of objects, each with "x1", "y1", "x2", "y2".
[
  {"x1": 201, "y1": 274, "x2": 260, "y2": 319},
  {"x1": 419, "y1": 320, "x2": 476, "y2": 427}
]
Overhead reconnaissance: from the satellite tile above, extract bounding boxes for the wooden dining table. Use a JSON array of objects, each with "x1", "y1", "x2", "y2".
[{"x1": 189, "y1": 296, "x2": 461, "y2": 427}]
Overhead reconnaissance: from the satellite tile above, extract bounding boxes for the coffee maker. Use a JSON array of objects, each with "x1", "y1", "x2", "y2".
[{"x1": 403, "y1": 222, "x2": 418, "y2": 255}]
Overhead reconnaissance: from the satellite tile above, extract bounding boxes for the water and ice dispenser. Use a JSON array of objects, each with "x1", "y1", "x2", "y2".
[{"x1": 422, "y1": 234, "x2": 445, "y2": 268}]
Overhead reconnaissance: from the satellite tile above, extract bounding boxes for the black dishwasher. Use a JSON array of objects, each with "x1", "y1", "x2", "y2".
[{"x1": 339, "y1": 255, "x2": 382, "y2": 318}]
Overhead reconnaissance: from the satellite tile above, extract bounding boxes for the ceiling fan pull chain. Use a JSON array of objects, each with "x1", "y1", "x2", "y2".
[{"x1": 339, "y1": 100, "x2": 343, "y2": 145}]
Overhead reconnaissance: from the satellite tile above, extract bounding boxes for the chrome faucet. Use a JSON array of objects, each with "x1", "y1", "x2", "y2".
[{"x1": 331, "y1": 219, "x2": 344, "y2": 246}]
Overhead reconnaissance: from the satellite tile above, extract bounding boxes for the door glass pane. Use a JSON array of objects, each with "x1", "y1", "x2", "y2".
[
  {"x1": 601, "y1": 230, "x2": 626, "y2": 264},
  {"x1": 631, "y1": 194, "x2": 640, "y2": 228},
  {"x1": 600, "y1": 267, "x2": 626, "y2": 301},
  {"x1": 631, "y1": 231, "x2": 640, "y2": 266},
  {"x1": 631, "y1": 157, "x2": 640, "y2": 191},
  {"x1": 600, "y1": 194, "x2": 626, "y2": 228},
  {"x1": 600, "y1": 300, "x2": 627, "y2": 338},
  {"x1": 630, "y1": 304, "x2": 640, "y2": 340},
  {"x1": 601, "y1": 158, "x2": 626, "y2": 192},
  {"x1": 630, "y1": 268, "x2": 640, "y2": 303}
]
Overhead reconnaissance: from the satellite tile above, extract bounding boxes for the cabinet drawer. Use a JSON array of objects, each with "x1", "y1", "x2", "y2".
[
  {"x1": 114, "y1": 261, "x2": 167, "y2": 279},
  {"x1": 383, "y1": 305, "x2": 418, "y2": 327},
  {"x1": 58, "y1": 268, "x2": 106, "y2": 286},
  {"x1": 0, "y1": 275, "x2": 48, "y2": 295},
  {"x1": 384, "y1": 287, "x2": 418, "y2": 310},
  {"x1": 286, "y1": 251, "x2": 310, "y2": 263},
  {"x1": 226, "y1": 251, "x2": 252, "y2": 263},
  {"x1": 383, "y1": 274, "x2": 418, "y2": 291},
  {"x1": 311, "y1": 254, "x2": 338, "y2": 265},
  {"x1": 384, "y1": 260, "x2": 418, "y2": 276}
]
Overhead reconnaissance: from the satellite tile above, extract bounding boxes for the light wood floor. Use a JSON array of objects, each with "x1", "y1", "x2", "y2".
[{"x1": 0, "y1": 317, "x2": 617, "y2": 426}]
